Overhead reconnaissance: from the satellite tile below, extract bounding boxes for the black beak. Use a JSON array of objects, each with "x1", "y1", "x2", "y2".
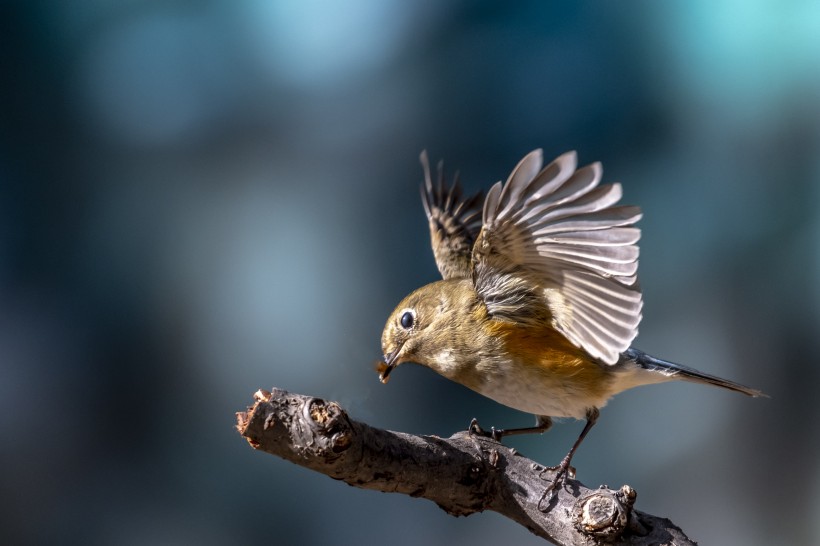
[{"x1": 379, "y1": 345, "x2": 402, "y2": 384}]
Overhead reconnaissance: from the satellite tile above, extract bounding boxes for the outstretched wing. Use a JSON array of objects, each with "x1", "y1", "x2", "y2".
[
  {"x1": 472, "y1": 149, "x2": 643, "y2": 364},
  {"x1": 420, "y1": 151, "x2": 484, "y2": 280}
]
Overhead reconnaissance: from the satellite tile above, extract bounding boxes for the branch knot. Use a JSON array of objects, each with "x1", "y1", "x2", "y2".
[{"x1": 572, "y1": 484, "x2": 637, "y2": 542}]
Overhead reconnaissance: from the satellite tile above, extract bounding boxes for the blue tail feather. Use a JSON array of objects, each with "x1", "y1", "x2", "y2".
[{"x1": 624, "y1": 347, "x2": 766, "y2": 398}]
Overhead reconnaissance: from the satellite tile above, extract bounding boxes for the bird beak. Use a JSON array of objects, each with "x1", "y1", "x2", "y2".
[{"x1": 379, "y1": 345, "x2": 403, "y2": 384}]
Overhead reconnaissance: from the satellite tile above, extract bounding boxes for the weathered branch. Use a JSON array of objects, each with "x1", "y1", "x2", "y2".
[{"x1": 235, "y1": 388, "x2": 694, "y2": 545}]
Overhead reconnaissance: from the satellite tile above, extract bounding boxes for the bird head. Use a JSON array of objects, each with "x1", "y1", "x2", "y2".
[{"x1": 379, "y1": 281, "x2": 457, "y2": 383}]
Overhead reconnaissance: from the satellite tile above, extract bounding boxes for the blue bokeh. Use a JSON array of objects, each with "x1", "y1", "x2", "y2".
[{"x1": 2, "y1": 1, "x2": 818, "y2": 544}]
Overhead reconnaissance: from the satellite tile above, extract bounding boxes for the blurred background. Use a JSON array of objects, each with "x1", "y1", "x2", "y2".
[{"x1": 2, "y1": 1, "x2": 818, "y2": 544}]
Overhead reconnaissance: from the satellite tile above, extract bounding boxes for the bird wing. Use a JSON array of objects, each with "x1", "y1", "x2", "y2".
[
  {"x1": 472, "y1": 149, "x2": 643, "y2": 364},
  {"x1": 420, "y1": 151, "x2": 484, "y2": 280}
]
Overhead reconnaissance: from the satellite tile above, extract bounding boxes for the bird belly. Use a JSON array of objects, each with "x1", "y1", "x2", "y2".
[
  {"x1": 466, "y1": 323, "x2": 615, "y2": 419},
  {"x1": 470, "y1": 356, "x2": 611, "y2": 419}
]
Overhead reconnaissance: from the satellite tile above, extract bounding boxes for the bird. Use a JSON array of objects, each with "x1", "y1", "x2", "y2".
[{"x1": 378, "y1": 148, "x2": 765, "y2": 505}]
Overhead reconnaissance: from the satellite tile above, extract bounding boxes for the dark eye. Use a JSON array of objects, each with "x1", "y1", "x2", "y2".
[{"x1": 400, "y1": 311, "x2": 415, "y2": 329}]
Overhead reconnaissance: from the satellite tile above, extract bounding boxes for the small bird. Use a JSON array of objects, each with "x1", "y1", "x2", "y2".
[{"x1": 379, "y1": 149, "x2": 764, "y2": 503}]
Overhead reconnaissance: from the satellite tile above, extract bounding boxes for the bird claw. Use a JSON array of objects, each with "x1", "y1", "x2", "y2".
[
  {"x1": 547, "y1": 462, "x2": 576, "y2": 479},
  {"x1": 536, "y1": 459, "x2": 576, "y2": 511},
  {"x1": 467, "y1": 418, "x2": 485, "y2": 436},
  {"x1": 468, "y1": 418, "x2": 503, "y2": 441}
]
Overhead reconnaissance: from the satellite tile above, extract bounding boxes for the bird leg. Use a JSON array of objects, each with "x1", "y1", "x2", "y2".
[
  {"x1": 537, "y1": 408, "x2": 600, "y2": 511},
  {"x1": 469, "y1": 415, "x2": 553, "y2": 442}
]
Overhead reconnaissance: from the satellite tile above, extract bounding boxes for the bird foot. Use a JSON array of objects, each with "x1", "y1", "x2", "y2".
[
  {"x1": 536, "y1": 457, "x2": 576, "y2": 511},
  {"x1": 468, "y1": 418, "x2": 503, "y2": 441}
]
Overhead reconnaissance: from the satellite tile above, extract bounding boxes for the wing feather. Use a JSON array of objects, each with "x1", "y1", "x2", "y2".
[
  {"x1": 472, "y1": 150, "x2": 643, "y2": 364},
  {"x1": 518, "y1": 183, "x2": 621, "y2": 225},
  {"x1": 521, "y1": 152, "x2": 579, "y2": 207},
  {"x1": 498, "y1": 150, "x2": 542, "y2": 205},
  {"x1": 420, "y1": 151, "x2": 484, "y2": 280}
]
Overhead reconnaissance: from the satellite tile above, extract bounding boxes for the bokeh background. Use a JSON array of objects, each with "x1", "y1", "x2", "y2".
[{"x1": 2, "y1": 1, "x2": 819, "y2": 544}]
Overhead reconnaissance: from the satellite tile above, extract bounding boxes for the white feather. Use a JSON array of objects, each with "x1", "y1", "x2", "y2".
[{"x1": 473, "y1": 150, "x2": 643, "y2": 364}]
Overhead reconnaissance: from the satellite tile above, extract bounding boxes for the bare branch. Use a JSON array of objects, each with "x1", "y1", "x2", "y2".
[{"x1": 236, "y1": 388, "x2": 695, "y2": 545}]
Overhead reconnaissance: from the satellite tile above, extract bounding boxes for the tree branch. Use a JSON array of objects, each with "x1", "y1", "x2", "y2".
[{"x1": 235, "y1": 388, "x2": 695, "y2": 545}]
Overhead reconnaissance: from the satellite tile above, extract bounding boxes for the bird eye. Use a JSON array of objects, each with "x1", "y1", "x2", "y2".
[{"x1": 400, "y1": 311, "x2": 415, "y2": 329}]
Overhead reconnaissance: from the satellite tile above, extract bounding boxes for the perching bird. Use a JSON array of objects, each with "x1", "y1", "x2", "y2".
[{"x1": 378, "y1": 149, "x2": 764, "y2": 503}]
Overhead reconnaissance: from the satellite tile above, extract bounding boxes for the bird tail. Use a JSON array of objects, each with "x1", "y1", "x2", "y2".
[{"x1": 624, "y1": 347, "x2": 766, "y2": 398}]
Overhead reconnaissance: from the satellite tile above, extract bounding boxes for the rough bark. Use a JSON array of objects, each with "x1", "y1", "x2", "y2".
[{"x1": 236, "y1": 388, "x2": 695, "y2": 545}]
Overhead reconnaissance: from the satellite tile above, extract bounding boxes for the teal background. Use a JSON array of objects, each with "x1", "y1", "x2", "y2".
[{"x1": 2, "y1": 2, "x2": 818, "y2": 544}]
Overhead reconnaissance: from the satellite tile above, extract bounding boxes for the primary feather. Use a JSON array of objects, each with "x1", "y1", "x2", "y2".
[
  {"x1": 472, "y1": 150, "x2": 643, "y2": 364},
  {"x1": 418, "y1": 149, "x2": 643, "y2": 364},
  {"x1": 420, "y1": 151, "x2": 484, "y2": 280}
]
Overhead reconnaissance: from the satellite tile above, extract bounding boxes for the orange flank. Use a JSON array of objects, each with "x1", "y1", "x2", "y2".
[{"x1": 485, "y1": 319, "x2": 611, "y2": 402}]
